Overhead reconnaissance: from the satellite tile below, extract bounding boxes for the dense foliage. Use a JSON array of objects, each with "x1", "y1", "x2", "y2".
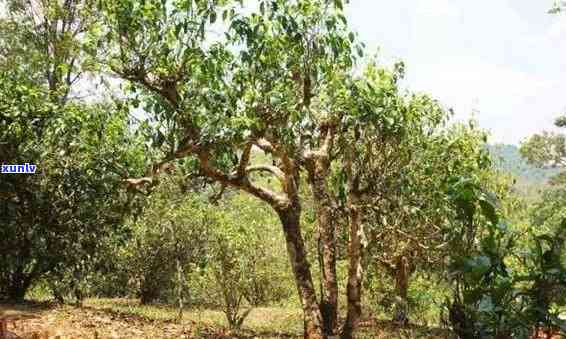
[{"x1": 0, "y1": 70, "x2": 146, "y2": 303}]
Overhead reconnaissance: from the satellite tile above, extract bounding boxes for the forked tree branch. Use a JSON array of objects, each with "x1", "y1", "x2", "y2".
[{"x1": 198, "y1": 150, "x2": 289, "y2": 208}]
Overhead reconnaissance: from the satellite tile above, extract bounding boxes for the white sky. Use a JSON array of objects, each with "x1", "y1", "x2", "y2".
[{"x1": 345, "y1": 0, "x2": 566, "y2": 145}]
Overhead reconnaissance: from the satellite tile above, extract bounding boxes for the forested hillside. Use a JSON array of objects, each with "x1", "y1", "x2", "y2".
[{"x1": 489, "y1": 144, "x2": 559, "y2": 185}]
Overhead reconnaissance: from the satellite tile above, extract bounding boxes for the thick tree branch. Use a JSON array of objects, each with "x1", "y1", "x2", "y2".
[
  {"x1": 122, "y1": 141, "x2": 195, "y2": 186},
  {"x1": 254, "y1": 138, "x2": 276, "y2": 154},
  {"x1": 375, "y1": 256, "x2": 396, "y2": 273},
  {"x1": 237, "y1": 142, "x2": 253, "y2": 177},
  {"x1": 245, "y1": 164, "x2": 286, "y2": 182},
  {"x1": 110, "y1": 65, "x2": 180, "y2": 109},
  {"x1": 319, "y1": 123, "x2": 335, "y2": 157},
  {"x1": 197, "y1": 151, "x2": 289, "y2": 209}
]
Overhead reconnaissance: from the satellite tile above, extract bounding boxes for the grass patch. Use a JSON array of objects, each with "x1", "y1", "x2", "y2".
[{"x1": 85, "y1": 298, "x2": 304, "y2": 337}]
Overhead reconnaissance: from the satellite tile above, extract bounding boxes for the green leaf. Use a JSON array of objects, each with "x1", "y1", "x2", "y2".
[
  {"x1": 478, "y1": 296, "x2": 495, "y2": 313},
  {"x1": 356, "y1": 45, "x2": 364, "y2": 57},
  {"x1": 479, "y1": 198, "x2": 498, "y2": 225}
]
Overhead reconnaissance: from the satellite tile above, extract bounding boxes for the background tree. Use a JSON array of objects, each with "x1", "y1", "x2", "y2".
[
  {"x1": 0, "y1": 0, "x2": 146, "y2": 302},
  {"x1": 326, "y1": 62, "x2": 447, "y2": 331},
  {"x1": 0, "y1": 78, "x2": 145, "y2": 302},
  {"x1": 1, "y1": 0, "x2": 99, "y2": 103},
  {"x1": 198, "y1": 194, "x2": 293, "y2": 329},
  {"x1": 550, "y1": 1, "x2": 566, "y2": 13},
  {"x1": 365, "y1": 122, "x2": 493, "y2": 324},
  {"x1": 521, "y1": 129, "x2": 566, "y2": 185},
  {"x1": 123, "y1": 176, "x2": 209, "y2": 306}
]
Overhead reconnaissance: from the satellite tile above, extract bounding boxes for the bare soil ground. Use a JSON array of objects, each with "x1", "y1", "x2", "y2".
[{"x1": 0, "y1": 299, "x2": 454, "y2": 338}]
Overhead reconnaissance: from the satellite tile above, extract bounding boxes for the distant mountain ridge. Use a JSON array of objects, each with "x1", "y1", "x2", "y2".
[{"x1": 488, "y1": 144, "x2": 559, "y2": 184}]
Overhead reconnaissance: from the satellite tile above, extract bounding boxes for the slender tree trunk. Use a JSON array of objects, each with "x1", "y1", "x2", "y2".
[
  {"x1": 392, "y1": 255, "x2": 411, "y2": 325},
  {"x1": 308, "y1": 165, "x2": 338, "y2": 334},
  {"x1": 395, "y1": 263, "x2": 409, "y2": 301},
  {"x1": 6, "y1": 286, "x2": 27, "y2": 304},
  {"x1": 176, "y1": 256, "x2": 184, "y2": 320},
  {"x1": 171, "y1": 223, "x2": 184, "y2": 320},
  {"x1": 277, "y1": 207, "x2": 326, "y2": 339},
  {"x1": 5, "y1": 272, "x2": 32, "y2": 303},
  {"x1": 53, "y1": 289, "x2": 65, "y2": 304},
  {"x1": 341, "y1": 193, "x2": 364, "y2": 339},
  {"x1": 139, "y1": 279, "x2": 158, "y2": 305},
  {"x1": 74, "y1": 287, "x2": 84, "y2": 307}
]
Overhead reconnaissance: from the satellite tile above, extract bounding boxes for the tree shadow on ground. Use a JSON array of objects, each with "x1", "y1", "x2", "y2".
[{"x1": 0, "y1": 301, "x2": 55, "y2": 319}]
